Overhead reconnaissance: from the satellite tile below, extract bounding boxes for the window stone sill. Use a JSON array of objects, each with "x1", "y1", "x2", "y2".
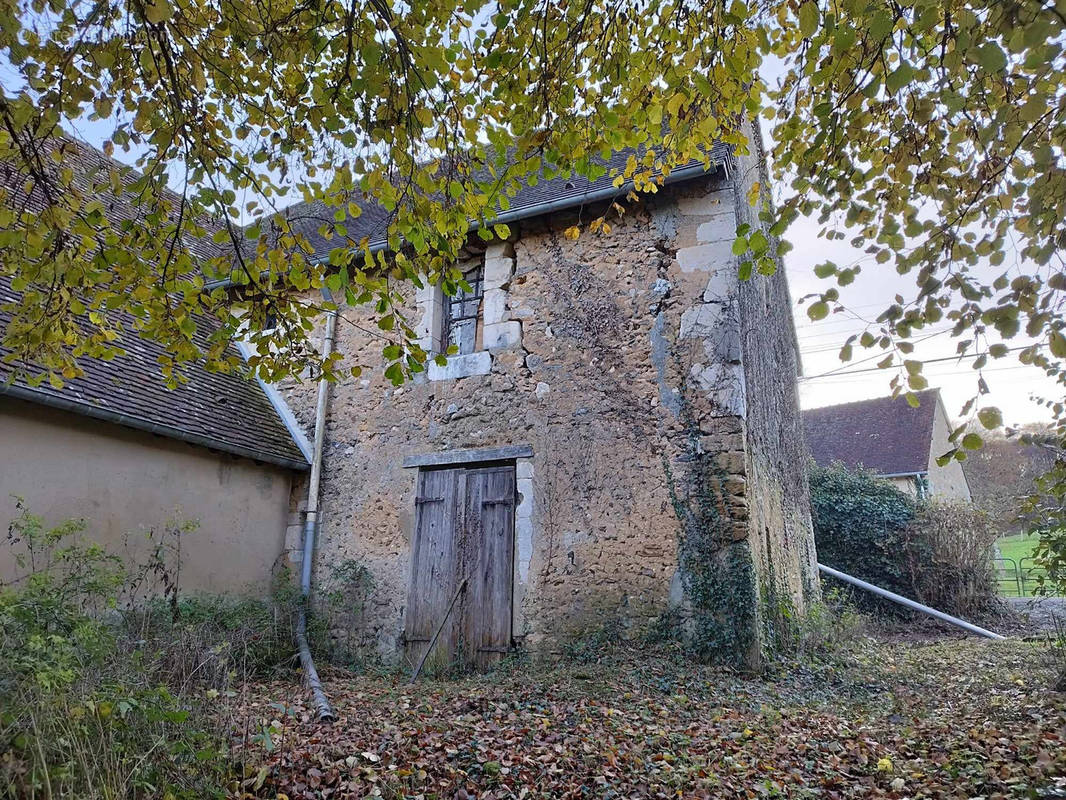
[{"x1": 427, "y1": 350, "x2": 492, "y2": 381}]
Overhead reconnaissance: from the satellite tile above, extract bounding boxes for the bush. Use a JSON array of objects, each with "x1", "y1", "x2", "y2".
[
  {"x1": 810, "y1": 463, "x2": 917, "y2": 604},
  {"x1": 900, "y1": 501, "x2": 1000, "y2": 617},
  {"x1": 811, "y1": 464, "x2": 1000, "y2": 618},
  {"x1": 0, "y1": 501, "x2": 292, "y2": 798}
]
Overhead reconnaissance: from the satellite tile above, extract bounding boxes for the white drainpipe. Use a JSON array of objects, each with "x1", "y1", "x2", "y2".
[{"x1": 297, "y1": 304, "x2": 338, "y2": 722}]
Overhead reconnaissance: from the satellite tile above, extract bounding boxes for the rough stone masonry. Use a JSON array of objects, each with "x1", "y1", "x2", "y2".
[{"x1": 279, "y1": 137, "x2": 818, "y2": 668}]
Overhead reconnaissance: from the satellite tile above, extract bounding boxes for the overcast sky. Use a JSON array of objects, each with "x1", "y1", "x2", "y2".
[{"x1": 785, "y1": 209, "x2": 1059, "y2": 427}]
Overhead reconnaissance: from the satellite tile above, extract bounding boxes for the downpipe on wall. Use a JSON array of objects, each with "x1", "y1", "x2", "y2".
[
  {"x1": 817, "y1": 563, "x2": 1005, "y2": 640},
  {"x1": 297, "y1": 302, "x2": 339, "y2": 722}
]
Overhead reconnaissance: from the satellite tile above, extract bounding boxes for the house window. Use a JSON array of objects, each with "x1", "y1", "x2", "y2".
[{"x1": 442, "y1": 263, "x2": 483, "y2": 355}]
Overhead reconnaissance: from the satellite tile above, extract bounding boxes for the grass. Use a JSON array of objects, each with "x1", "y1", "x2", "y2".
[{"x1": 994, "y1": 532, "x2": 1047, "y2": 596}]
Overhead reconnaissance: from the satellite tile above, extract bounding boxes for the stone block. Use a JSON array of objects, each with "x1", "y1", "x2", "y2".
[
  {"x1": 703, "y1": 268, "x2": 738, "y2": 303},
  {"x1": 701, "y1": 318, "x2": 742, "y2": 363},
  {"x1": 484, "y1": 320, "x2": 521, "y2": 350},
  {"x1": 677, "y1": 243, "x2": 734, "y2": 273},
  {"x1": 414, "y1": 282, "x2": 439, "y2": 306},
  {"x1": 484, "y1": 256, "x2": 515, "y2": 289},
  {"x1": 535, "y1": 381, "x2": 550, "y2": 399},
  {"x1": 516, "y1": 477, "x2": 534, "y2": 519},
  {"x1": 485, "y1": 240, "x2": 515, "y2": 260},
  {"x1": 677, "y1": 189, "x2": 734, "y2": 216},
  {"x1": 427, "y1": 350, "x2": 491, "y2": 381},
  {"x1": 696, "y1": 213, "x2": 736, "y2": 244},
  {"x1": 483, "y1": 287, "x2": 509, "y2": 325},
  {"x1": 690, "y1": 362, "x2": 747, "y2": 418},
  {"x1": 516, "y1": 459, "x2": 534, "y2": 480},
  {"x1": 679, "y1": 303, "x2": 719, "y2": 339},
  {"x1": 515, "y1": 516, "x2": 534, "y2": 582}
]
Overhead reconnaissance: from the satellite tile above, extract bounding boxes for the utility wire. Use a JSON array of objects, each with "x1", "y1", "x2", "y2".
[{"x1": 801, "y1": 343, "x2": 1045, "y2": 381}]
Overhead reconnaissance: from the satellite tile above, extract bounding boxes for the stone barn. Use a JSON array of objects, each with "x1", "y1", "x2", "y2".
[{"x1": 276, "y1": 133, "x2": 819, "y2": 670}]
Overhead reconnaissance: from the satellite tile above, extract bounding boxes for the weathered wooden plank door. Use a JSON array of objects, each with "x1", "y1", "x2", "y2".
[
  {"x1": 460, "y1": 466, "x2": 515, "y2": 670},
  {"x1": 403, "y1": 468, "x2": 462, "y2": 671},
  {"x1": 404, "y1": 463, "x2": 515, "y2": 672}
]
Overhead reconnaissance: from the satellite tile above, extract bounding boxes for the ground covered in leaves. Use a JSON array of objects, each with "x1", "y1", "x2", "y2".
[{"x1": 239, "y1": 638, "x2": 1065, "y2": 799}]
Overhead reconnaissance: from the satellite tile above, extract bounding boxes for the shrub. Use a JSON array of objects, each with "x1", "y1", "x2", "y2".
[
  {"x1": 811, "y1": 464, "x2": 1001, "y2": 618},
  {"x1": 810, "y1": 462, "x2": 917, "y2": 605},
  {"x1": 0, "y1": 501, "x2": 289, "y2": 798},
  {"x1": 900, "y1": 501, "x2": 1001, "y2": 617}
]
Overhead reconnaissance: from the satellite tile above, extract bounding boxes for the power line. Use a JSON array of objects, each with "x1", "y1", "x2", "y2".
[
  {"x1": 800, "y1": 328, "x2": 954, "y2": 379},
  {"x1": 800, "y1": 343, "x2": 1044, "y2": 381}
]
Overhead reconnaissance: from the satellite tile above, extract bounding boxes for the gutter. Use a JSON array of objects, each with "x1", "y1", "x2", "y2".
[
  {"x1": 203, "y1": 159, "x2": 726, "y2": 292},
  {"x1": 0, "y1": 382, "x2": 310, "y2": 472}
]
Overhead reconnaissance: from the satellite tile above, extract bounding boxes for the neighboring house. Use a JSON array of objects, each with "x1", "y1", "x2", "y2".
[
  {"x1": 803, "y1": 389, "x2": 972, "y2": 501},
  {"x1": 1, "y1": 127, "x2": 820, "y2": 669},
  {"x1": 271, "y1": 125, "x2": 819, "y2": 668},
  {"x1": 0, "y1": 140, "x2": 311, "y2": 593}
]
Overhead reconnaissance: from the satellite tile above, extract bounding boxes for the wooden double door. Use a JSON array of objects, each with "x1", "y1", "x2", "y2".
[{"x1": 404, "y1": 464, "x2": 515, "y2": 671}]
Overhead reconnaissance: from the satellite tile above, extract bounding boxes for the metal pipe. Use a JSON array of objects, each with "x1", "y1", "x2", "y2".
[
  {"x1": 203, "y1": 155, "x2": 730, "y2": 291},
  {"x1": 817, "y1": 563, "x2": 1005, "y2": 640},
  {"x1": 0, "y1": 383, "x2": 311, "y2": 472},
  {"x1": 296, "y1": 302, "x2": 338, "y2": 722}
]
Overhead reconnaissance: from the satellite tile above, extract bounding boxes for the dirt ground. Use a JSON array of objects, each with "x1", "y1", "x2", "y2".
[{"x1": 235, "y1": 634, "x2": 1066, "y2": 799}]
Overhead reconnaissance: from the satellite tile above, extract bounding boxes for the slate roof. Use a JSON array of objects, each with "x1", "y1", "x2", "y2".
[
  {"x1": 0, "y1": 136, "x2": 309, "y2": 470},
  {"x1": 803, "y1": 389, "x2": 941, "y2": 476},
  {"x1": 279, "y1": 143, "x2": 734, "y2": 262}
]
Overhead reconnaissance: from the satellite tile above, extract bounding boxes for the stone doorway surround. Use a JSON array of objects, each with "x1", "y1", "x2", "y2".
[{"x1": 402, "y1": 444, "x2": 535, "y2": 649}]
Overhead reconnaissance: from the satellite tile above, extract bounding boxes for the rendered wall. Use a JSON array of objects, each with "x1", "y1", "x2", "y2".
[
  {"x1": 926, "y1": 396, "x2": 973, "y2": 501},
  {"x1": 0, "y1": 397, "x2": 294, "y2": 594}
]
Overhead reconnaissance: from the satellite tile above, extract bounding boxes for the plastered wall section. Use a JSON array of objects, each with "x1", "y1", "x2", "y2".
[
  {"x1": 926, "y1": 396, "x2": 973, "y2": 501},
  {"x1": 0, "y1": 398, "x2": 295, "y2": 594},
  {"x1": 279, "y1": 168, "x2": 815, "y2": 660}
]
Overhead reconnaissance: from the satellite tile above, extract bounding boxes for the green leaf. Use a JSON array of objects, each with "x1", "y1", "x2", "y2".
[
  {"x1": 962, "y1": 432, "x2": 983, "y2": 450},
  {"x1": 976, "y1": 42, "x2": 1007, "y2": 72},
  {"x1": 807, "y1": 301, "x2": 829, "y2": 321},
  {"x1": 798, "y1": 1, "x2": 819, "y2": 38},
  {"x1": 977, "y1": 406, "x2": 1002, "y2": 429}
]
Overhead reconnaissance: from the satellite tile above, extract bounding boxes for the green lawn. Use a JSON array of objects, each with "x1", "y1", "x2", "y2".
[
  {"x1": 996, "y1": 532, "x2": 1041, "y2": 563},
  {"x1": 994, "y1": 532, "x2": 1045, "y2": 596}
]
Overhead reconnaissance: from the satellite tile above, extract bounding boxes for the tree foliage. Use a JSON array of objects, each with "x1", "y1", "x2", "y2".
[
  {"x1": 2, "y1": 0, "x2": 1065, "y2": 411},
  {"x1": 0, "y1": 0, "x2": 762, "y2": 385}
]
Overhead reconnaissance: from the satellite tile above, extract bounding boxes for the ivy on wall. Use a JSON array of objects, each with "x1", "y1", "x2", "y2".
[{"x1": 660, "y1": 351, "x2": 762, "y2": 669}]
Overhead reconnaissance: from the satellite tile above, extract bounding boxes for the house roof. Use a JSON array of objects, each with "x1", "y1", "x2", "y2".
[
  {"x1": 276, "y1": 143, "x2": 735, "y2": 263},
  {"x1": 802, "y1": 389, "x2": 941, "y2": 476},
  {"x1": 0, "y1": 137, "x2": 309, "y2": 470}
]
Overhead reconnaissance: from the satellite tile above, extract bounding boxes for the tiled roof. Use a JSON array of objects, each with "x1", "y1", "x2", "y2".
[
  {"x1": 279, "y1": 143, "x2": 734, "y2": 261},
  {"x1": 802, "y1": 389, "x2": 941, "y2": 476},
  {"x1": 0, "y1": 134, "x2": 226, "y2": 262},
  {"x1": 0, "y1": 136, "x2": 309, "y2": 470}
]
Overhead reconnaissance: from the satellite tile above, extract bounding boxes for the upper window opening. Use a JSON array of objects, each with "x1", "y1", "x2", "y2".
[{"x1": 443, "y1": 263, "x2": 483, "y2": 355}]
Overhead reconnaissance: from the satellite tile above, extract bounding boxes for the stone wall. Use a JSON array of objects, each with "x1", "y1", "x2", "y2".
[
  {"x1": 278, "y1": 158, "x2": 817, "y2": 665},
  {"x1": 730, "y1": 123, "x2": 821, "y2": 620}
]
